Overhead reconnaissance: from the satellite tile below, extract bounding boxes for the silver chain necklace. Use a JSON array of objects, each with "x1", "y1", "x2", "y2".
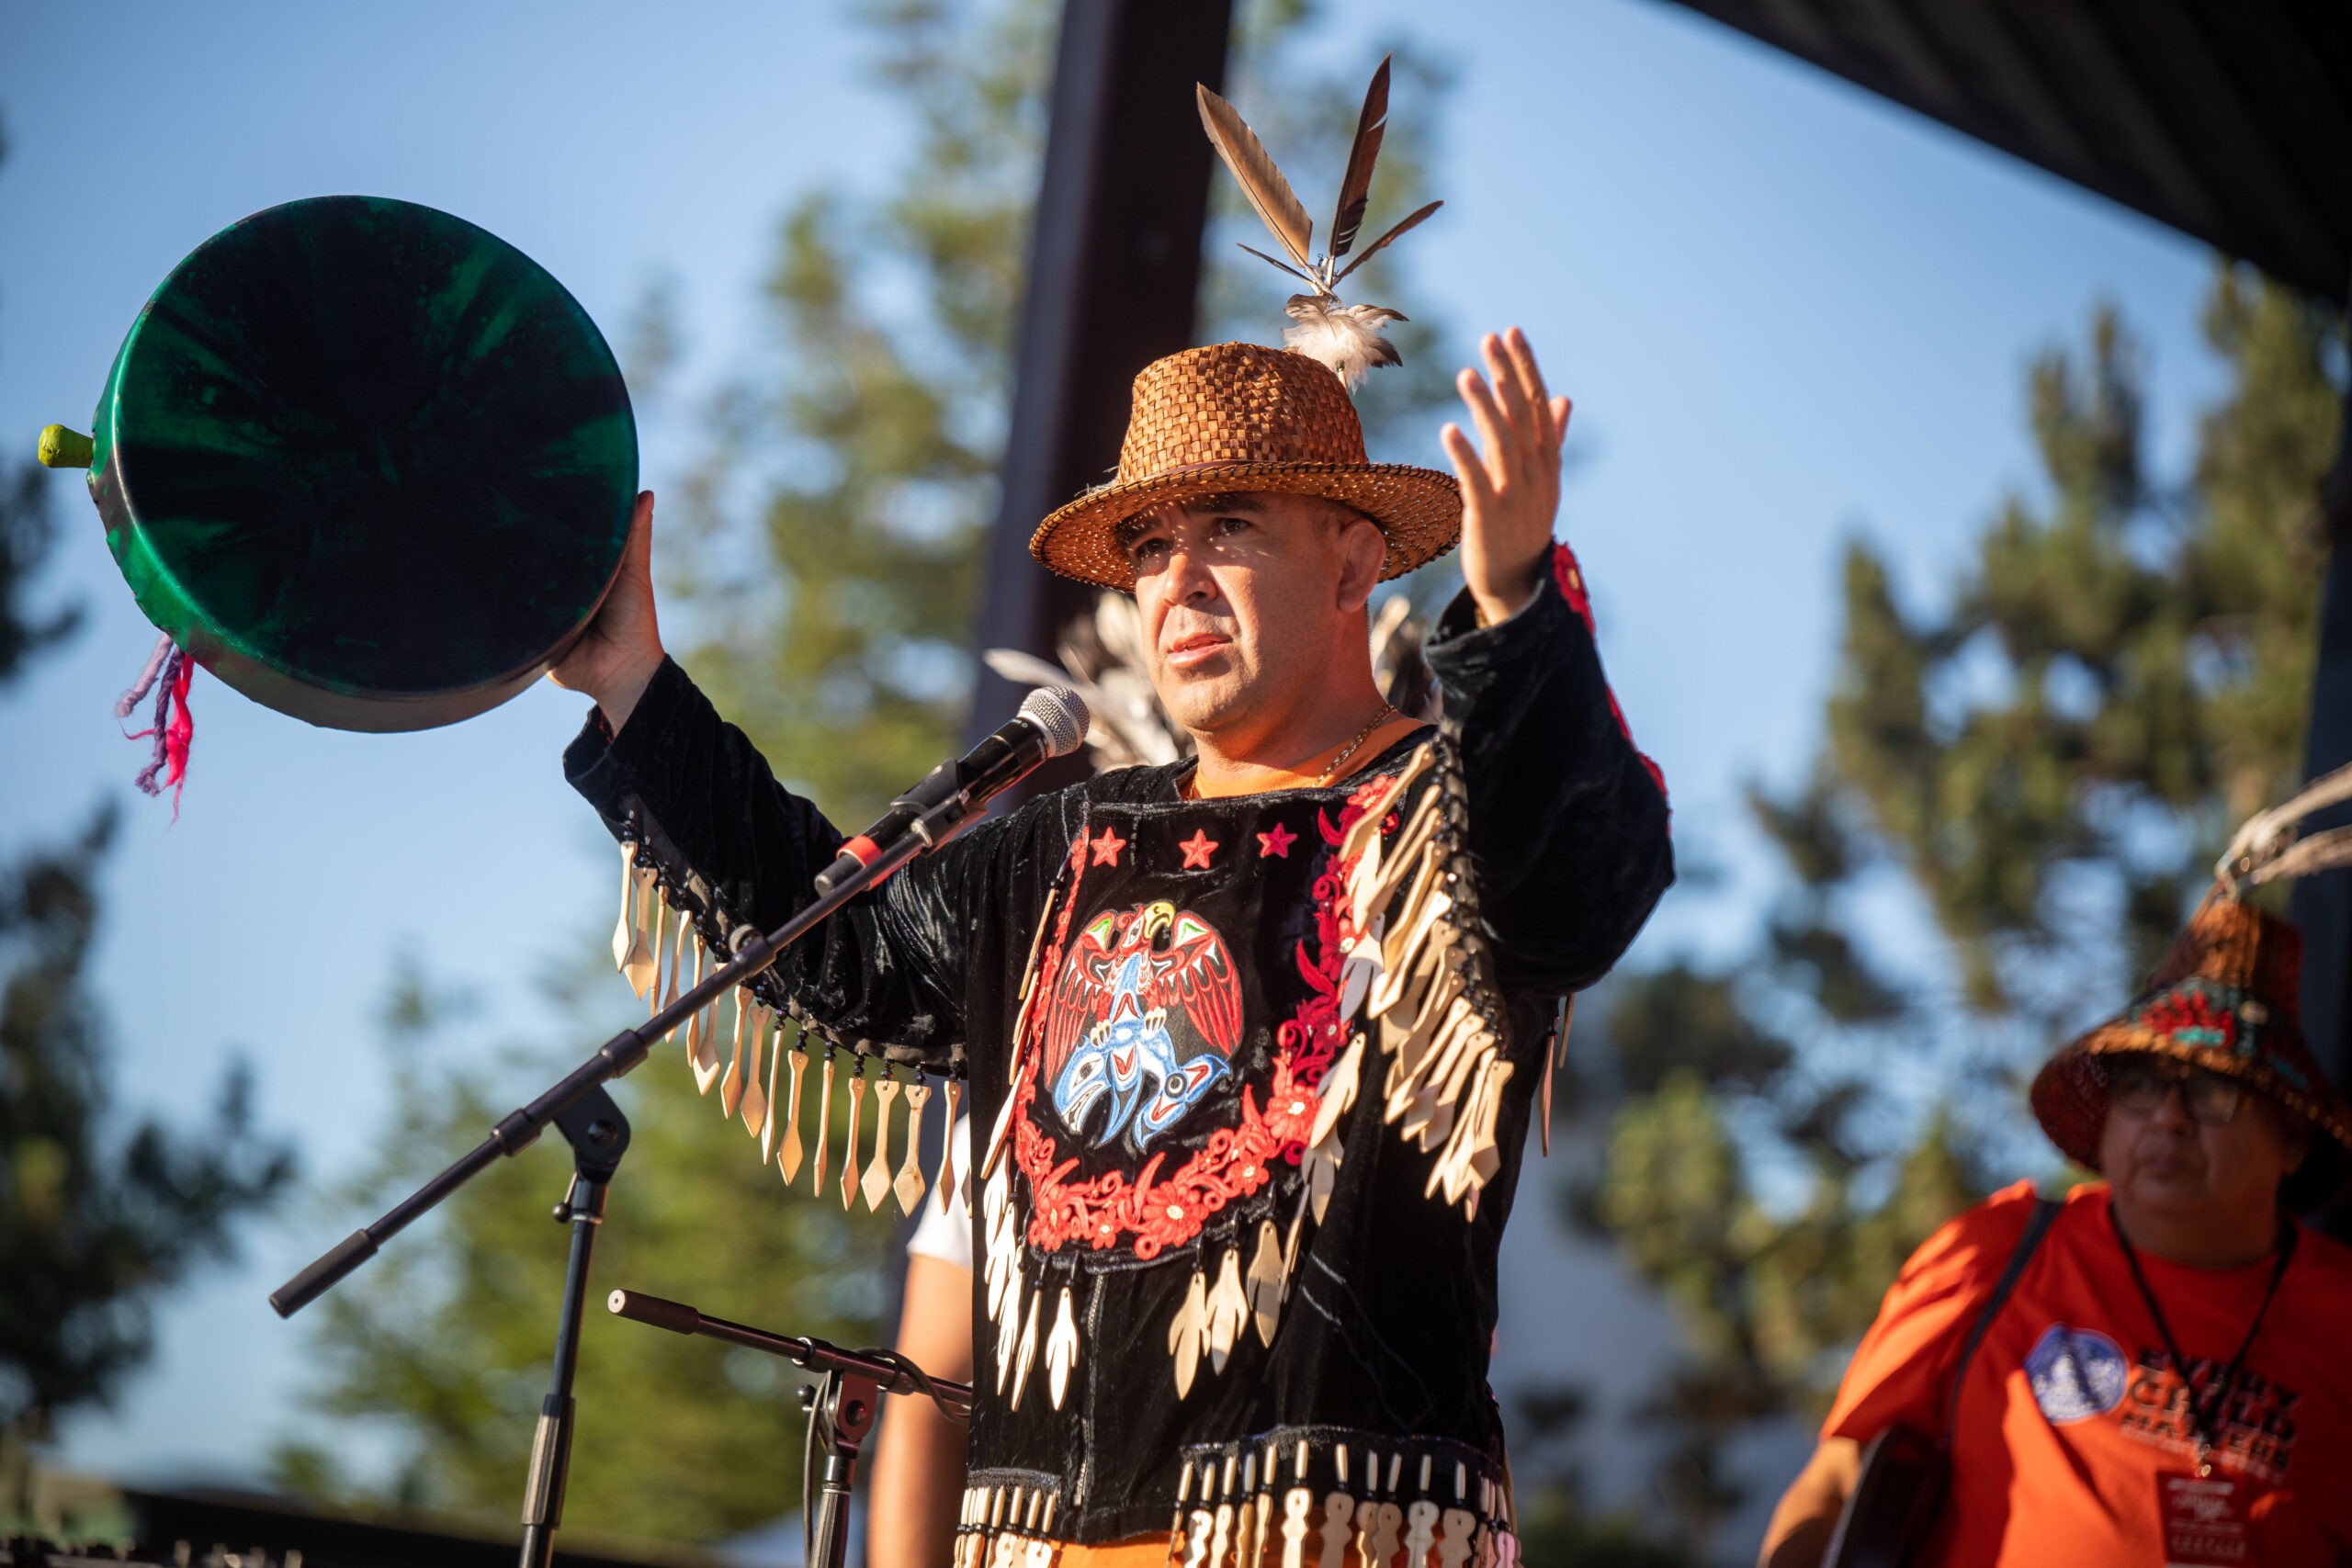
[{"x1": 1317, "y1": 703, "x2": 1398, "y2": 786}]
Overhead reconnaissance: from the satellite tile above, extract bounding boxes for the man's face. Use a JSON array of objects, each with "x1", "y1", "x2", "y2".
[
  {"x1": 1122, "y1": 491, "x2": 1385, "y2": 740},
  {"x1": 2097, "y1": 1053, "x2": 2307, "y2": 1226}
]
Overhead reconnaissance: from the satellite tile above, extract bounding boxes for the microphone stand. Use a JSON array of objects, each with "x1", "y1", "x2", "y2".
[
  {"x1": 605, "y1": 1289, "x2": 974, "y2": 1568},
  {"x1": 267, "y1": 829, "x2": 931, "y2": 1568}
]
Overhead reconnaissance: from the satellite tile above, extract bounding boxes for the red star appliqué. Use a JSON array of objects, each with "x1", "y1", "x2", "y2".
[
  {"x1": 1088, "y1": 825, "x2": 1127, "y2": 866},
  {"x1": 1178, "y1": 829, "x2": 1218, "y2": 869},
  {"x1": 1257, "y1": 822, "x2": 1297, "y2": 859}
]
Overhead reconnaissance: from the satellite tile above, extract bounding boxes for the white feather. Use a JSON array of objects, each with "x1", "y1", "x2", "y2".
[{"x1": 1282, "y1": 294, "x2": 1406, "y2": 391}]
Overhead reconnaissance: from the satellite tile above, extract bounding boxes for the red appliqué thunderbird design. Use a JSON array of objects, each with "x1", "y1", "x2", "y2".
[{"x1": 1040, "y1": 900, "x2": 1245, "y2": 1151}]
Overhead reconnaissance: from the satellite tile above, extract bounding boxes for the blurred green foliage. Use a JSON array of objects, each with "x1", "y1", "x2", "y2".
[
  {"x1": 0, "y1": 111, "x2": 296, "y2": 1527},
  {"x1": 1581, "y1": 270, "x2": 2344, "y2": 1547},
  {"x1": 268, "y1": 958, "x2": 897, "y2": 1540}
]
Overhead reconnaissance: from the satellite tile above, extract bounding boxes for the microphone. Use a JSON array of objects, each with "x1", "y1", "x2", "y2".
[{"x1": 813, "y1": 686, "x2": 1090, "y2": 894}]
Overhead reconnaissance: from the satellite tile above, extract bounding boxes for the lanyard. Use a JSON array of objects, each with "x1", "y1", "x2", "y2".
[{"x1": 2111, "y1": 1208, "x2": 2297, "y2": 1476}]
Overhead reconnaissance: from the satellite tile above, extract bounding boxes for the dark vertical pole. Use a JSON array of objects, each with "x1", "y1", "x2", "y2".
[
  {"x1": 2290, "y1": 300, "x2": 2352, "y2": 1235},
  {"x1": 967, "y1": 0, "x2": 1237, "y2": 774}
]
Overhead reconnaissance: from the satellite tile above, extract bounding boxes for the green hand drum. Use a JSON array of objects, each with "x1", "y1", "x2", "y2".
[{"x1": 42, "y1": 196, "x2": 637, "y2": 732}]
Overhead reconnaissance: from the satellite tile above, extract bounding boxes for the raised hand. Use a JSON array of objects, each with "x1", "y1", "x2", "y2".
[
  {"x1": 1440, "y1": 328, "x2": 1570, "y2": 626},
  {"x1": 548, "y1": 489, "x2": 666, "y2": 729}
]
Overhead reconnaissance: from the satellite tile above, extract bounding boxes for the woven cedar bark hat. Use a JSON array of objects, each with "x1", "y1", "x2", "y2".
[
  {"x1": 2030, "y1": 888, "x2": 2352, "y2": 1211},
  {"x1": 1027, "y1": 342, "x2": 1463, "y2": 592}
]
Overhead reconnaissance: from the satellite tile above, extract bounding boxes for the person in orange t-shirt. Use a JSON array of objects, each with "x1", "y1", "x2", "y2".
[{"x1": 1761, "y1": 886, "x2": 2352, "y2": 1567}]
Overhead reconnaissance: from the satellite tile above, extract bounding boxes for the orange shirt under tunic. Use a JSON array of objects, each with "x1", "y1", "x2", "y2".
[{"x1": 1822, "y1": 1180, "x2": 2352, "y2": 1566}]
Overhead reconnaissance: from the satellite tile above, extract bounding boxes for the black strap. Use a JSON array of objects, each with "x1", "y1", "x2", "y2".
[
  {"x1": 1940, "y1": 1195, "x2": 2061, "y2": 1447},
  {"x1": 2113, "y1": 1209, "x2": 2297, "y2": 1468}
]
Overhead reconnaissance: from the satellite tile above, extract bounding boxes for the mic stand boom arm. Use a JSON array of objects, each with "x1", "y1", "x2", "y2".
[
  {"x1": 268, "y1": 828, "x2": 927, "y2": 1320},
  {"x1": 266, "y1": 828, "x2": 931, "y2": 1568},
  {"x1": 606, "y1": 1288, "x2": 976, "y2": 1568}
]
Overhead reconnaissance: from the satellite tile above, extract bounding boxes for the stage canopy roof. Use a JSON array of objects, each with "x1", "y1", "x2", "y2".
[{"x1": 1660, "y1": 0, "x2": 2351, "y2": 305}]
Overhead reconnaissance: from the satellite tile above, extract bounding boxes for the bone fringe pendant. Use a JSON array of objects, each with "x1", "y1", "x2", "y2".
[
  {"x1": 840, "y1": 1058, "x2": 867, "y2": 1210},
  {"x1": 719, "y1": 987, "x2": 750, "y2": 1119},
  {"x1": 938, "y1": 1076, "x2": 964, "y2": 1215},
  {"x1": 1306, "y1": 1032, "x2": 1363, "y2": 1149},
  {"x1": 1245, "y1": 1456, "x2": 1272, "y2": 1568},
  {"x1": 1336, "y1": 922, "x2": 1381, "y2": 1021},
  {"x1": 1317, "y1": 1495, "x2": 1352, "y2": 1568},
  {"x1": 612, "y1": 840, "x2": 637, "y2": 973},
  {"x1": 1245, "y1": 1220, "x2": 1284, "y2": 1347},
  {"x1": 982, "y1": 1160, "x2": 1014, "y2": 1320},
  {"x1": 1404, "y1": 1502, "x2": 1438, "y2": 1568},
  {"x1": 896, "y1": 1079, "x2": 932, "y2": 1214},
  {"x1": 1281, "y1": 1490, "x2": 1312, "y2": 1568},
  {"x1": 1183, "y1": 1506, "x2": 1213, "y2": 1568},
  {"x1": 979, "y1": 1031, "x2": 1027, "y2": 1183},
  {"x1": 646, "y1": 897, "x2": 666, "y2": 1017},
  {"x1": 1395, "y1": 1001, "x2": 1474, "y2": 1136},
  {"x1": 779, "y1": 1037, "x2": 808, "y2": 1183},
  {"x1": 1044, "y1": 1283, "x2": 1079, "y2": 1409},
  {"x1": 689, "y1": 939, "x2": 724, "y2": 1093},
  {"x1": 864, "y1": 1072, "x2": 899, "y2": 1212},
  {"x1": 1428, "y1": 1057, "x2": 1513, "y2": 1207},
  {"x1": 1437, "y1": 1508, "x2": 1476, "y2": 1568},
  {"x1": 810, "y1": 1049, "x2": 835, "y2": 1196},
  {"x1": 983, "y1": 1163, "x2": 1023, "y2": 1393},
  {"x1": 1205, "y1": 1247, "x2": 1248, "y2": 1374},
  {"x1": 624, "y1": 863, "x2": 659, "y2": 997},
  {"x1": 1004, "y1": 887, "x2": 1059, "y2": 1081},
  {"x1": 1208, "y1": 1503, "x2": 1233, "y2": 1568},
  {"x1": 741, "y1": 1000, "x2": 769, "y2": 1137},
  {"x1": 994, "y1": 1262, "x2": 1024, "y2": 1396},
  {"x1": 1538, "y1": 995, "x2": 1573, "y2": 1159},
  {"x1": 1353, "y1": 739, "x2": 1432, "y2": 854},
  {"x1": 1368, "y1": 1503, "x2": 1403, "y2": 1568},
  {"x1": 1385, "y1": 972, "x2": 1463, "y2": 1110},
  {"x1": 1008, "y1": 1280, "x2": 1041, "y2": 1410},
  {"x1": 757, "y1": 1013, "x2": 782, "y2": 1164},
  {"x1": 1169, "y1": 1267, "x2": 1208, "y2": 1398},
  {"x1": 659, "y1": 905, "x2": 689, "y2": 1037},
  {"x1": 1169, "y1": 1463, "x2": 1195, "y2": 1568}
]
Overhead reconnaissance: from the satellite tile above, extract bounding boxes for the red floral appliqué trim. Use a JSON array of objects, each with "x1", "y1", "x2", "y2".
[
  {"x1": 2140, "y1": 989, "x2": 2241, "y2": 1055},
  {"x1": 1553, "y1": 540, "x2": 1668, "y2": 807},
  {"x1": 1015, "y1": 774, "x2": 1399, "y2": 1258}
]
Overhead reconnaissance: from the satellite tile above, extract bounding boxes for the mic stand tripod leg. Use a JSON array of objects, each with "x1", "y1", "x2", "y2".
[
  {"x1": 803, "y1": 1367, "x2": 881, "y2": 1568},
  {"x1": 519, "y1": 1085, "x2": 631, "y2": 1568}
]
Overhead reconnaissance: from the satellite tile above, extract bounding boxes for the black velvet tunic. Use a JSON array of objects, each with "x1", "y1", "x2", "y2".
[{"x1": 565, "y1": 550, "x2": 1672, "y2": 1549}]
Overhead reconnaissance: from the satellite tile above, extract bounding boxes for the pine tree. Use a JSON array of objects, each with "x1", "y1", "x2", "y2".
[
  {"x1": 0, "y1": 114, "x2": 296, "y2": 1525},
  {"x1": 1583, "y1": 269, "x2": 2344, "y2": 1544}
]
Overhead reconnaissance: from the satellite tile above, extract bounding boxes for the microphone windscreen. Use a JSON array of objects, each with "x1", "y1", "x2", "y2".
[{"x1": 1018, "y1": 686, "x2": 1091, "y2": 759}]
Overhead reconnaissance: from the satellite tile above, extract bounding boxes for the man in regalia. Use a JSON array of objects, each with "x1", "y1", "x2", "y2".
[{"x1": 553, "y1": 68, "x2": 1671, "y2": 1568}]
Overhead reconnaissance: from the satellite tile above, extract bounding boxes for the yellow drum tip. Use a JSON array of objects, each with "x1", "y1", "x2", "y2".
[{"x1": 38, "y1": 424, "x2": 94, "y2": 469}]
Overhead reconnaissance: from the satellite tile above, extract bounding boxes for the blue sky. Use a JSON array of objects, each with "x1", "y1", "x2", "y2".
[{"x1": 0, "y1": 0, "x2": 2219, "y2": 1488}]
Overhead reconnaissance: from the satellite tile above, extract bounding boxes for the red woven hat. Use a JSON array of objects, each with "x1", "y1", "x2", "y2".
[{"x1": 2030, "y1": 887, "x2": 2352, "y2": 1211}]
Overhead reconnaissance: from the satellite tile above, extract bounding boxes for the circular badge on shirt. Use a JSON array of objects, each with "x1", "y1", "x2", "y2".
[{"x1": 2024, "y1": 1323, "x2": 2131, "y2": 1423}]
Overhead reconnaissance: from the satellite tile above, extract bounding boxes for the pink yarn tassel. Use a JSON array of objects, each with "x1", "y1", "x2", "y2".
[{"x1": 125, "y1": 641, "x2": 197, "y2": 817}]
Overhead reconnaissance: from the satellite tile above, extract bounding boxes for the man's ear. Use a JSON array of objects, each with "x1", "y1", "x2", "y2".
[{"x1": 1333, "y1": 514, "x2": 1386, "y2": 614}]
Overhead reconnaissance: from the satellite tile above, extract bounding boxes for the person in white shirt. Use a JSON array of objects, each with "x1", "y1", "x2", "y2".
[{"x1": 869, "y1": 1118, "x2": 973, "y2": 1568}]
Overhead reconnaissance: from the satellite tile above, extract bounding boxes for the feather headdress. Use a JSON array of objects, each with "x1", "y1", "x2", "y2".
[{"x1": 1197, "y1": 56, "x2": 1442, "y2": 391}]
